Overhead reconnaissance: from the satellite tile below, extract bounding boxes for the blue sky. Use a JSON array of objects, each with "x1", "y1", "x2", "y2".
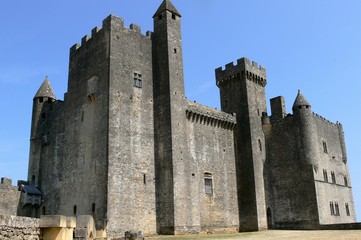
[{"x1": 0, "y1": 0, "x2": 360, "y2": 221}]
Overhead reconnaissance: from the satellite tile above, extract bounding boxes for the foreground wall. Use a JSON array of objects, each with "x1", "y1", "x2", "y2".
[
  {"x1": 0, "y1": 178, "x2": 20, "y2": 216},
  {"x1": 0, "y1": 215, "x2": 40, "y2": 240}
]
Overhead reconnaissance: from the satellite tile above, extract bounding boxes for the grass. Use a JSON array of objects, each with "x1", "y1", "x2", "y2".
[{"x1": 147, "y1": 230, "x2": 361, "y2": 240}]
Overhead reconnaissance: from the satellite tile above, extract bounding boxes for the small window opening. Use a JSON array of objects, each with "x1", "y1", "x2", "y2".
[
  {"x1": 172, "y1": 14, "x2": 176, "y2": 20},
  {"x1": 257, "y1": 108, "x2": 260, "y2": 116},
  {"x1": 346, "y1": 203, "x2": 350, "y2": 216},
  {"x1": 331, "y1": 171, "x2": 336, "y2": 184},
  {"x1": 192, "y1": 173, "x2": 195, "y2": 176},
  {"x1": 158, "y1": 14, "x2": 163, "y2": 20},
  {"x1": 41, "y1": 113, "x2": 46, "y2": 119},
  {"x1": 31, "y1": 175, "x2": 36, "y2": 185},
  {"x1": 344, "y1": 177, "x2": 348, "y2": 186},
  {"x1": 335, "y1": 203, "x2": 340, "y2": 216},
  {"x1": 143, "y1": 174, "x2": 146, "y2": 185},
  {"x1": 323, "y1": 141, "x2": 328, "y2": 153},
  {"x1": 298, "y1": 106, "x2": 302, "y2": 109},
  {"x1": 134, "y1": 73, "x2": 142, "y2": 88},
  {"x1": 39, "y1": 97, "x2": 44, "y2": 103},
  {"x1": 204, "y1": 173, "x2": 213, "y2": 196},
  {"x1": 81, "y1": 111, "x2": 84, "y2": 122},
  {"x1": 47, "y1": 98, "x2": 52, "y2": 103},
  {"x1": 174, "y1": 48, "x2": 177, "y2": 53},
  {"x1": 323, "y1": 170, "x2": 328, "y2": 182},
  {"x1": 330, "y1": 202, "x2": 335, "y2": 215},
  {"x1": 73, "y1": 205, "x2": 77, "y2": 216},
  {"x1": 258, "y1": 139, "x2": 262, "y2": 151},
  {"x1": 92, "y1": 203, "x2": 95, "y2": 213}
]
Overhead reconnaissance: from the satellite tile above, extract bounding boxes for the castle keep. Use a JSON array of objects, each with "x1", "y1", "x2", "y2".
[{"x1": 0, "y1": 0, "x2": 356, "y2": 238}]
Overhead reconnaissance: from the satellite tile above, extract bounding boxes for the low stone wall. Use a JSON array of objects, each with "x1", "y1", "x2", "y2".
[
  {"x1": 0, "y1": 215, "x2": 40, "y2": 240},
  {"x1": 319, "y1": 222, "x2": 361, "y2": 230}
]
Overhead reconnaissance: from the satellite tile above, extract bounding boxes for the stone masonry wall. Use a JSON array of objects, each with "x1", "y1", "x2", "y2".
[
  {"x1": 0, "y1": 215, "x2": 40, "y2": 240},
  {"x1": 0, "y1": 178, "x2": 20, "y2": 216}
]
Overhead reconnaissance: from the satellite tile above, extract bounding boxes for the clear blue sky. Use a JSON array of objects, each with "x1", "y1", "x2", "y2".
[{"x1": 0, "y1": 0, "x2": 360, "y2": 221}]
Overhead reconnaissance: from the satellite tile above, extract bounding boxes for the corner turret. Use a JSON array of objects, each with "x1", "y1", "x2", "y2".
[
  {"x1": 292, "y1": 90, "x2": 319, "y2": 169},
  {"x1": 28, "y1": 77, "x2": 56, "y2": 188}
]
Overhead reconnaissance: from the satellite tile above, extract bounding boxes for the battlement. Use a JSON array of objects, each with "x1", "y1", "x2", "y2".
[
  {"x1": 70, "y1": 14, "x2": 152, "y2": 55},
  {"x1": 312, "y1": 112, "x2": 340, "y2": 127},
  {"x1": 216, "y1": 57, "x2": 267, "y2": 88},
  {"x1": 186, "y1": 101, "x2": 236, "y2": 130}
]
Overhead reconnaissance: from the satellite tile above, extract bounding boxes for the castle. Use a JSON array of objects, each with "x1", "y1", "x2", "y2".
[{"x1": 0, "y1": 0, "x2": 356, "y2": 238}]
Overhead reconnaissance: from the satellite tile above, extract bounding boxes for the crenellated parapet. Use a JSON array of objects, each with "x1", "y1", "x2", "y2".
[
  {"x1": 70, "y1": 14, "x2": 153, "y2": 55},
  {"x1": 215, "y1": 57, "x2": 267, "y2": 88},
  {"x1": 312, "y1": 112, "x2": 339, "y2": 126},
  {"x1": 186, "y1": 101, "x2": 237, "y2": 129}
]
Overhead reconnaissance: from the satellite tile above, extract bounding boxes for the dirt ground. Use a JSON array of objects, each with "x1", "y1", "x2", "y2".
[{"x1": 147, "y1": 230, "x2": 361, "y2": 240}]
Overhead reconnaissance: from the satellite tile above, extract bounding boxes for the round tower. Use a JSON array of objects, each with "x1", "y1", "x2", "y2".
[
  {"x1": 28, "y1": 76, "x2": 56, "y2": 186},
  {"x1": 292, "y1": 90, "x2": 319, "y2": 169}
]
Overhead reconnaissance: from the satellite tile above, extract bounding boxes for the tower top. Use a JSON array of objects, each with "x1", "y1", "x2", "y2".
[
  {"x1": 34, "y1": 76, "x2": 56, "y2": 100},
  {"x1": 292, "y1": 90, "x2": 310, "y2": 110},
  {"x1": 153, "y1": 0, "x2": 181, "y2": 18}
]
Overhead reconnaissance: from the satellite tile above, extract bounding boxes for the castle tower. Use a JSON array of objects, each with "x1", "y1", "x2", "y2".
[
  {"x1": 28, "y1": 76, "x2": 56, "y2": 187},
  {"x1": 216, "y1": 58, "x2": 268, "y2": 231},
  {"x1": 153, "y1": 0, "x2": 200, "y2": 234},
  {"x1": 292, "y1": 90, "x2": 320, "y2": 169}
]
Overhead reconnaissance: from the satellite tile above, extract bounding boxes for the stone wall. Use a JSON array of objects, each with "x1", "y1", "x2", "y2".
[
  {"x1": 0, "y1": 178, "x2": 20, "y2": 216},
  {"x1": 0, "y1": 215, "x2": 40, "y2": 240}
]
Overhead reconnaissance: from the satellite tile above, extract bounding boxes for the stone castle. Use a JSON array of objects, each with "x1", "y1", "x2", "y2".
[{"x1": 0, "y1": 0, "x2": 357, "y2": 238}]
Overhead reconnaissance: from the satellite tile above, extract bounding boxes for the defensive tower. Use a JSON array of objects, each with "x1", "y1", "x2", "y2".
[
  {"x1": 153, "y1": 0, "x2": 201, "y2": 234},
  {"x1": 28, "y1": 76, "x2": 56, "y2": 188},
  {"x1": 216, "y1": 58, "x2": 268, "y2": 231}
]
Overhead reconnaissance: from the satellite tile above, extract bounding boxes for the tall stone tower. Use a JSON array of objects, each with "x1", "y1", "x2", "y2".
[
  {"x1": 216, "y1": 58, "x2": 268, "y2": 231},
  {"x1": 153, "y1": 0, "x2": 200, "y2": 234},
  {"x1": 28, "y1": 76, "x2": 56, "y2": 188}
]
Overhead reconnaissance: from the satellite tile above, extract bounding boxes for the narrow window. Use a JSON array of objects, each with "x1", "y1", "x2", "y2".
[
  {"x1": 92, "y1": 203, "x2": 95, "y2": 213},
  {"x1": 81, "y1": 111, "x2": 84, "y2": 122},
  {"x1": 143, "y1": 174, "x2": 146, "y2": 185},
  {"x1": 204, "y1": 173, "x2": 213, "y2": 196},
  {"x1": 73, "y1": 205, "x2": 77, "y2": 216},
  {"x1": 158, "y1": 14, "x2": 163, "y2": 20},
  {"x1": 257, "y1": 108, "x2": 260, "y2": 116},
  {"x1": 39, "y1": 97, "x2": 44, "y2": 103},
  {"x1": 133, "y1": 73, "x2": 142, "y2": 88},
  {"x1": 258, "y1": 139, "x2": 262, "y2": 151},
  {"x1": 31, "y1": 175, "x2": 36, "y2": 185},
  {"x1": 331, "y1": 171, "x2": 336, "y2": 184},
  {"x1": 47, "y1": 98, "x2": 52, "y2": 103},
  {"x1": 345, "y1": 203, "x2": 350, "y2": 216},
  {"x1": 344, "y1": 177, "x2": 348, "y2": 187},
  {"x1": 323, "y1": 170, "x2": 328, "y2": 182},
  {"x1": 323, "y1": 141, "x2": 328, "y2": 153},
  {"x1": 172, "y1": 14, "x2": 176, "y2": 20},
  {"x1": 330, "y1": 202, "x2": 335, "y2": 215},
  {"x1": 335, "y1": 203, "x2": 340, "y2": 216},
  {"x1": 174, "y1": 48, "x2": 177, "y2": 53}
]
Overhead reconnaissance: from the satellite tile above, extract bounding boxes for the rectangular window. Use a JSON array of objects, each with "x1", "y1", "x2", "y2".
[
  {"x1": 335, "y1": 203, "x2": 340, "y2": 216},
  {"x1": 330, "y1": 202, "x2": 335, "y2": 215},
  {"x1": 344, "y1": 177, "x2": 348, "y2": 187},
  {"x1": 133, "y1": 73, "x2": 142, "y2": 88},
  {"x1": 323, "y1": 169, "x2": 328, "y2": 182},
  {"x1": 346, "y1": 203, "x2": 350, "y2": 216},
  {"x1": 323, "y1": 141, "x2": 328, "y2": 153},
  {"x1": 331, "y1": 171, "x2": 336, "y2": 184},
  {"x1": 204, "y1": 173, "x2": 213, "y2": 196}
]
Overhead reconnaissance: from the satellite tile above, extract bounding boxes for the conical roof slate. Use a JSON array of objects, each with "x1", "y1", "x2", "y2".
[
  {"x1": 292, "y1": 90, "x2": 311, "y2": 110},
  {"x1": 153, "y1": 0, "x2": 181, "y2": 18},
  {"x1": 34, "y1": 76, "x2": 56, "y2": 99}
]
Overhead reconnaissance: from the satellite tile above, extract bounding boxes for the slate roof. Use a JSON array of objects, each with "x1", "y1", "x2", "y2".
[
  {"x1": 34, "y1": 76, "x2": 56, "y2": 99},
  {"x1": 21, "y1": 185, "x2": 42, "y2": 195},
  {"x1": 153, "y1": 0, "x2": 181, "y2": 18},
  {"x1": 293, "y1": 90, "x2": 311, "y2": 110}
]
